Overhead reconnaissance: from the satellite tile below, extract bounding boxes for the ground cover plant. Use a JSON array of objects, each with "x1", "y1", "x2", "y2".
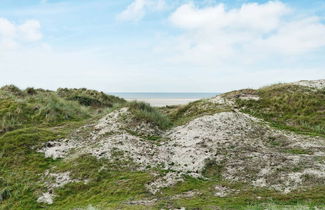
[{"x1": 0, "y1": 83, "x2": 325, "y2": 209}]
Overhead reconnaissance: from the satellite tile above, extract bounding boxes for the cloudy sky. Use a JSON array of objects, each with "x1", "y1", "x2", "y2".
[{"x1": 0, "y1": 0, "x2": 325, "y2": 92}]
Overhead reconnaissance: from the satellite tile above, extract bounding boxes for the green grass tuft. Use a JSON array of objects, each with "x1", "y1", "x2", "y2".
[
  {"x1": 162, "y1": 99, "x2": 231, "y2": 126},
  {"x1": 128, "y1": 101, "x2": 172, "y2": 130}
]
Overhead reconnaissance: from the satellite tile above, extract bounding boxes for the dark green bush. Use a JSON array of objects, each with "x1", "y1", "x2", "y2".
[{"x1": 25, "y1": 87, "x2": 37, "y2": 95}]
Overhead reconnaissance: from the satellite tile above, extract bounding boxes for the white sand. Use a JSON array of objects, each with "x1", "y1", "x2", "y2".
[{"x1": 125, "y1": 98, "x2": 199, "y2": 107}]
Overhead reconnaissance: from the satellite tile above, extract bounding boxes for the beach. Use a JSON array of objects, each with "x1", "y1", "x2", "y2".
[
  {"x1": 110, "y1": 92, "x2": 219, "y2": 107},
  {"x1": 125, "y1": 98, "x2": 199, "y2": 107}
]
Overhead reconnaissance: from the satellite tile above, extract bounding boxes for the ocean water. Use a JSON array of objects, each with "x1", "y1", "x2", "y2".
[{"x1": 109, "y1": 92, "x2": 220, "y2": 99}]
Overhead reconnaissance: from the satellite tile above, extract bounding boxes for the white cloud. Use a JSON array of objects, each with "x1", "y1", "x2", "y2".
[
  {"x1": 118, "y1": 0, "x2": 165, "y2": 21},
  {"x1": 255, "y1": 17, "x2": 325, "y2": 54},
  {"x1": 18, "y1": 20, "x2": 43, "y2": 42},
  {"x1": 170, "y1": 1, "x2": 289, "y2": 31},
  {"x1": 167, "y1": 1, "x2": 325, "y2": 64},
  {"x1": 0, "y1": 18, "x2": 42, "y2": 50}
]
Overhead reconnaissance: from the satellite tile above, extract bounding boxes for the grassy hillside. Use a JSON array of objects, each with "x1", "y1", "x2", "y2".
[
  {"x1": 0, "y1": 85, "x2": 126, "y2": 134},
  {"x1": 0, "y1": 85, "x2": 128, "y2": 209},
  {"x1": 0, "y1": 83, "x2": 325, "y2": 209}
]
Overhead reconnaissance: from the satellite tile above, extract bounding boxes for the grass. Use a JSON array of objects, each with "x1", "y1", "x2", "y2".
[
  {"x1": 156, "y1": 176, "x2": 325, "y2": 209},
  {"x1": 0, "y1": 127, "x2": 63, "y2": 209},
  {"x1": 0, "y1": 85, "x2": 126, "y2": 134},
  {"x1": 127, "y1": 101, "x2": 172, "y2": 130},
  {"x1": 0, "y1": 84, "x2": 324, "y2": 209},
  {"x1": 161, "y1": 99, "x2": 231, "y2": 126},
  {"x1": 57, "y1": 88, "x2": 126, "y2": 108},
  {"x1": 0, "y1": 121, "x2": 155, "y2": 209},
  {"x1": 235, "y1": 84, "x2": 325, "y2": 137},
  {"x1": 44, "y1": 154, "x2": 154, "y2": 210},
  {"x1": 0, "y1": 85, "x2": 130, "y2": 209},
  {"x1": 0, "y1": 90, "x2": 90, "y2": 133}
]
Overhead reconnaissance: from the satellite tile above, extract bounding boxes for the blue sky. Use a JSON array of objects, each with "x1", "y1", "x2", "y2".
[{"x1": 0, "y1": 0, "x2": 324, "y2": 92}]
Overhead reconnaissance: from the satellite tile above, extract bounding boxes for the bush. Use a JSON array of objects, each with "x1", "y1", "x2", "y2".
[{"x1": 25, "y1": 87, "x2": 37, "y2": 95}]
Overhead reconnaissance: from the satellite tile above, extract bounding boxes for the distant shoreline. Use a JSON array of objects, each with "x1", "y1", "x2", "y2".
[
  {"x1": 109, "y1": 92, "x2": 220, "y2": 107},
  {"x1": 125, "y1": 98, "x2": 200, "y2": 107},
  {"x1": 109, "y1": 92, "x2": 220, "y2": 99}
]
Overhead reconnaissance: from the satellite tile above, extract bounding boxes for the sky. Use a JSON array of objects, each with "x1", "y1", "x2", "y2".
[{"x1": 0, "y1": 0, "x2": 324, "y2": 92}]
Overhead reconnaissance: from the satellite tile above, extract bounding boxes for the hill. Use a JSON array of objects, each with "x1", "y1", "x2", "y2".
[{"x1": 0, "y1": 81, "x2": 324, "y2": 209}]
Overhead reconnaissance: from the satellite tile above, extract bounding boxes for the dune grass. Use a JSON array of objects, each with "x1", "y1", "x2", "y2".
[
  {"x1": 0, "y1": 84, "x2": 324, "y2": 209},
  {"x1": 161, "y1": 99, "x2": 231, "y2": 126},
  {"x1": 236, "y1": 84, "x2": 325, "y2": 137},
  {"x1": 0, "y1": 92, "x2": 90, "y2": 133},
  {"x1": 157, "y1": 175, "x2": 325, "y2": 209},
  {"x1": 0, "y1": 85, "x2": 126, "y2": 134},
  {"x1": 57, "y1": 88, "x2": 126, "y2": 108},
  {"x1": 127, "y1": 101, "x2": 172, "y2": 130}
]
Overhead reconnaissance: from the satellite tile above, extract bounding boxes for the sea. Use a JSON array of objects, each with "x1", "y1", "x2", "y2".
[
  {"x1": 109, "y1": 92, "x2": 220, "y2": 107},
  {"x1": 110, "y1": 92, "x2": 219, "y2": 99}
]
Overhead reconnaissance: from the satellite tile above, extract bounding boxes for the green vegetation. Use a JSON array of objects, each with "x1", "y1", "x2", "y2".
[
  {"x1": 57, "y1": 88, "x2": 125, "y2": 107},
  {"x1": 235, "y1": 84, "x2": 325, "y2": 136},
  {"x1": 0, "y1": 85, "x2": 131, "y2": 209},
  {"x1": 161, "y1": 99, "x2": 231, "y2": 126},
  {"x1": 0, "y1": 85, "x2": 126, "y2": 134},
  {"x1": 157, "y1": 176, "x2": 325, "y2": 209},
  {"x1": 128, "y1": 101, "x2": 172, "y2": 130},
  {"x1": 0, "y1": 84, "x2": 325, "y2": 209},
  {"x1": 46, "y1": 155, "x2": 154, "y2": 210},
  {"x1": 0, "y1": 127, "x2": 65, "y2": 209}
]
